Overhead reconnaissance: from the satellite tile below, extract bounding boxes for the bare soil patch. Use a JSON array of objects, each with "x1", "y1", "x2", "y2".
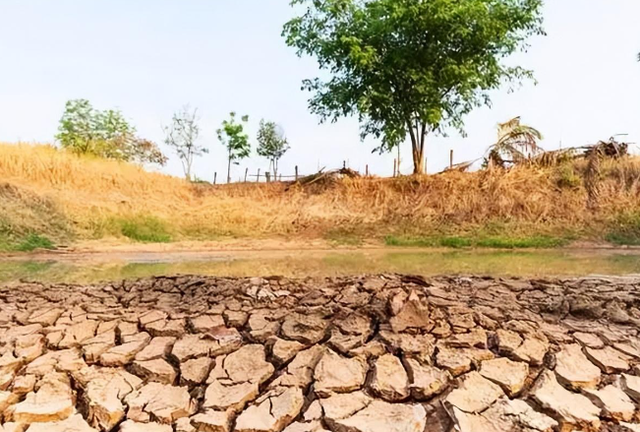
[{"x1": 1, "y1": 274, "x2": 640, "y2": 431}]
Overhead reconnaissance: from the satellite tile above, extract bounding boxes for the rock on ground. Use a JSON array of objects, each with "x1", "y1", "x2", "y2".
[
  {"x1": 445, "y1": 371, "x2": 504, "y2": 414},
  {"x1": 314, "y1": 349, "x2": 367, "y2": 396},
  {"x1": 555, "y1": 343, "x2": 601, "y2": 389},
  {"x1": 478, "y1": 357, "x2": 528, "y2": 396},
  {"x1": 530, "y1": 370, "x2": 601, "y2": 430},
  {"x1": 369, "y1": 354, "x2": 409, "y2": 401},
  {"x1": 329, "y1": 400, "x2": 427, "y2": 432}
]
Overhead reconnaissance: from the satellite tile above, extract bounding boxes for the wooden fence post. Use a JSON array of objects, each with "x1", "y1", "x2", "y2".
[
  {"x1": 449, "y1": 149, "x2": 454, "y2": 169},
  {"x1": 256, "y1": 169, "x2": 261, "y2": 183},
  {"x1": 266, "y1": 172, "x2": 271, "y2": 183},
  {"x1": 295, "y1": 166, "x2": 299, "y2": 181},
  {"x1": 244, "y1": 168, "x2": 248, "y2": 183},
  {"x1": 365, "y1": 164, "x2": 369, "y2": 177},
  {"x1": 213, "y1": 172, "x2": 217, "y2": 185},
  {"x1": 343, "y1": 160, "x2": 346, "y2": 169}
]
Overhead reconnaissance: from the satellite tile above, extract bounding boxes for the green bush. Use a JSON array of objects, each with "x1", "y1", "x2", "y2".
[
  {"x1": 384, "y1": 235, "x2": 435, "y2": 247},
  {"x1": 118, "y1": 216, "x2": 172, "y2": 243},
  {"x1": 555, "y1": 165, "x2": 581, "y2": 189},
  {"x1": 0, "y1": 232, "x2": 55, "y2": 252},
  {"x1": 606, "y1": 213, "x2": 640, "y2": 245},
  {"x1": 475, "y1": 235, "x2": 566, "y2": 249},
  {"x1": 16, "y1": 234, "x2": 55, "y2": 251},
  {"x1": 385, "y1": 234, "x2": 567, "y2": 249}
]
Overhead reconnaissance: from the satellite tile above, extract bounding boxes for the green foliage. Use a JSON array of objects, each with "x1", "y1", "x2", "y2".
[
  {"x1": 555, "y1": 164, "x2": 581, "y2": 189},
  {"x1": 56, "y1": 99, "x2": 167, "y2": 165},
  {"x1": 386, "y1": 236, "x2": 438, "y2": 247},
  {"x1": 90, "y1": 214, "x2": 171, "y2": 243},
  {"x1": 475, "y1": 236, "x2": 566, "y2": 248},
  {"x1": 56, "y1": 99, "x2": 96, "y2": 153},
  {"x1": 606, "y1": 213, "x2": 640, "y2": 246},
  {"x1": 117, "y1": 216, "x2": 172, "y2": 243},
  {"x1": 283, "y1": 0, "x2": 544, "y2": 173},
  {"x1": 0, "y1": 232, "x2": 55, "y2": 252},
  {"x1": 257, "y1": 120, "x2": 290, "y2": 177},
  {"x1": 385, "y1": 234, "x2": 567, "y2": 249},
  {"x1": 15, "y1": 234, "x2": 55, "y2": 251},
  {"x1": 385, "y1": 235, "x2": 472, "y2": 248},
  {"x1": 217, "y1": 112, "x2": 251, "y2": 183},
  {"x1": 164, "y1": 106, "x2": 206, "y2": 181}
]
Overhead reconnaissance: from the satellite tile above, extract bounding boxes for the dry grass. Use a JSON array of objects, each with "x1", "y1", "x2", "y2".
[{"x1": 2, "y1": 142, "x2": 640, "y2": 248}]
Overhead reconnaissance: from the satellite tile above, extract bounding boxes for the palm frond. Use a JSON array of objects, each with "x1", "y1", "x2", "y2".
[
  {"x1": 487, "y1": 117, "x2": 544, "y2": 167},
  {"x1": 497, "y1": 117, "x2": 522, "y2": 138}
]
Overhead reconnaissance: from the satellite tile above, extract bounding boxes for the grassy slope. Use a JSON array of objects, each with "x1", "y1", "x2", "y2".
[
  {"x1": 0, "y1": 182, "x2": 72, "y2": 251},
  {"x1": 2, "y1": 142, "x2": 640, "y2": 251}
]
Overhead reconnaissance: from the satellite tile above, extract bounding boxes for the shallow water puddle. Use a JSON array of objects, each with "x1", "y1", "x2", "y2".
[{"x1": 2, "y1": 248, "x2": 640, "y2": 283}]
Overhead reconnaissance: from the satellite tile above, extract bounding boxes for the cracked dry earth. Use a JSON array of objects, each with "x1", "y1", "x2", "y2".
[{"x1": 3, "y1": 276, "x2": 640, "y2": 431}]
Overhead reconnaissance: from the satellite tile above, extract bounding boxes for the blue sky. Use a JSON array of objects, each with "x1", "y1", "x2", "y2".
[{"x1": 1, "y1": 0, "x2": 639, "y2": 180}]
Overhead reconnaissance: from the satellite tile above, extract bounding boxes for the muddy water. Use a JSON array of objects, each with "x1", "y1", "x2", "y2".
[{"x1": 2, "y1": 248, "x2": 640, "y2": 283}]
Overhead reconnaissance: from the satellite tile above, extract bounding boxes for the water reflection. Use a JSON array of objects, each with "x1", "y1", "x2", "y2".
[{"x1": 1, "y1": 249, "x2": 640, "y2": 284}]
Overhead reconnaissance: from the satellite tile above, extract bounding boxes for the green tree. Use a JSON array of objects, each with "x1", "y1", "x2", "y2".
[
  {"x1": 256, "y1": 120, "x2": 290, "y2": 177},
  {"x1": 56, "y1": 99, "x2": 98, "y2": 154},
  {"x1": 56, "y1": 99, "x2": 167, "y2": 165},
  {"x1": 92, "y1": 109, "x2": 136, "y2": 160},
  {"x1": 163, "y1": 106, "x2": 206, "y2": 181},
  {"x1": 283, "y1": 0, "x2": 544, "y2": 174},
  {"x1": 217, "y1": 112, "x2": 250, "y2": 183}
]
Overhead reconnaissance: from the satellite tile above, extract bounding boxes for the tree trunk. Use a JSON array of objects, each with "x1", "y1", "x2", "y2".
[
  {"x1": 184, "y1": 153, "x2": 193, "y2": 181},
  {"x1": 181, "y1": 158, "x2": 190, "y2": 181},
  {"x1": 408, "y1": 121, "x2": 426, "y2": 175},
  {"x1": 412, "y1": 148, "x2": 424, "y2": 174},
  {"x1": 227, "y1": 149, "x2": 232, "y2": 184}
]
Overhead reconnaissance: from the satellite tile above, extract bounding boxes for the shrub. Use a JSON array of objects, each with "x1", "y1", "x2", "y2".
[
  {"x1": 606, "y1": 213, "x2": 640, "y2": 245},
  {"x1": 16, "y1": 234, "x2": 55, "y2": 251},
  {"x1": 555, "y1": 165, "x2": 581, "y2": 189},
  {"x1": 118, "y1": 216, "x2": 172, "y2": 243}
]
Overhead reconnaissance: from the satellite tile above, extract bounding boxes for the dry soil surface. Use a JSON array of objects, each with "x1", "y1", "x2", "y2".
[{"x1": 2, "y1": 274, "x2": 640, "y2": 432}]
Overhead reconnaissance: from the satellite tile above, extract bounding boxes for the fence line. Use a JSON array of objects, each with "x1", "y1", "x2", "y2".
[{"x1": 211, "y1": 155, "x2": 443, "y2": 184}]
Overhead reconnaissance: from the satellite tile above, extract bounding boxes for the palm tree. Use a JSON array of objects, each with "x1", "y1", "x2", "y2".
[{"x1": 485, "y1": 117, "x2": 544, "y2": 168}]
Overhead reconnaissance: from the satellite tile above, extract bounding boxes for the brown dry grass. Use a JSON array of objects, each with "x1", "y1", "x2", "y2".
[{"x1": 2, "y1": 142, "x2": 640, "y2": 247}]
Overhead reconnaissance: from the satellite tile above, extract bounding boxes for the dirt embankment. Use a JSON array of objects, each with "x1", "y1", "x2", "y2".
[
  {"x1": 4, "y1": 143, "x2": 640, "y2": 252},
  {"x1": 1, "y1": 274, "x2": 640, "y2": 431}
]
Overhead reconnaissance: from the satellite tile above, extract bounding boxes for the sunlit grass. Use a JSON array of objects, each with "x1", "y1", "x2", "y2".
[
  {"x1": 2, "y1": 142, "x2": 640, "y2": 249},
  {"x1": 606, "y1": 212, "x2": 640, "y2": 246},
  {"x1": 385, "y1": 234, "x2": 568, "y2": 249}
]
